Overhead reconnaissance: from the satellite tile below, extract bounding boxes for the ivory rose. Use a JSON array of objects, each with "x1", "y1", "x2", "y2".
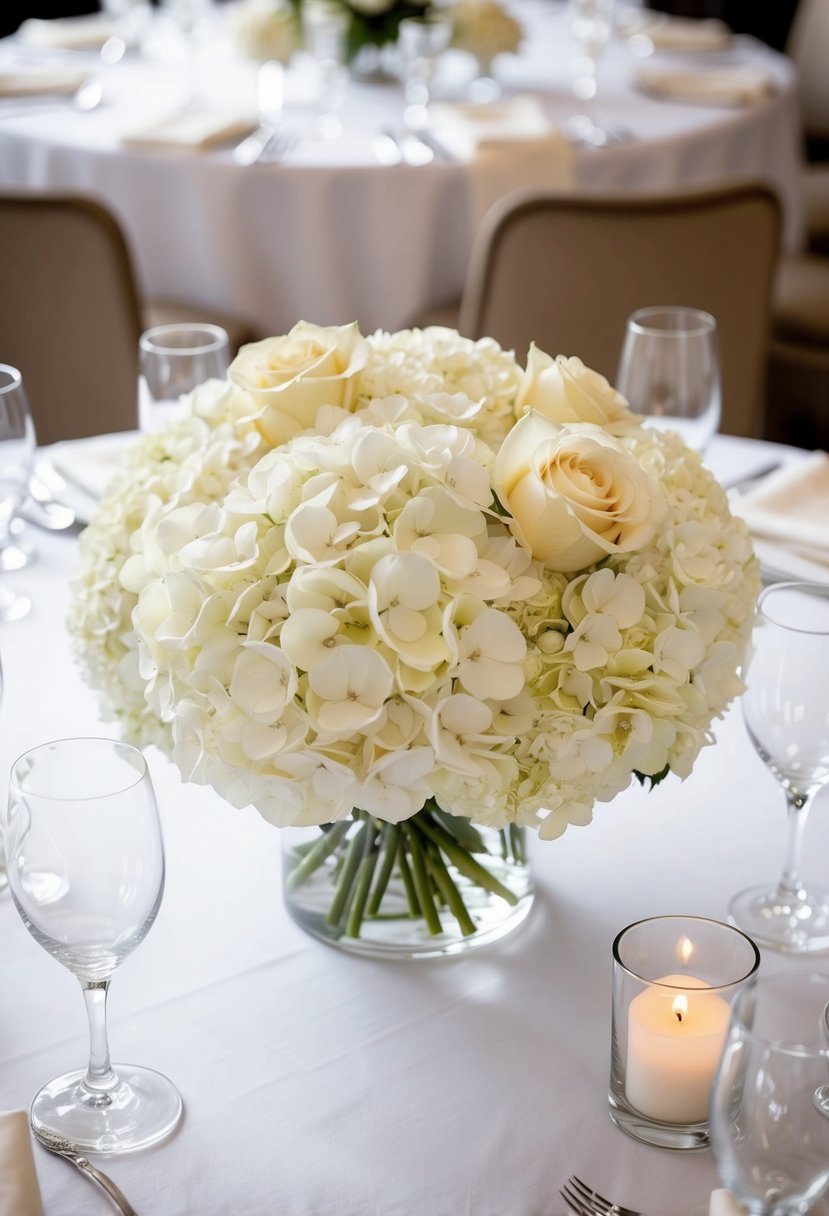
[
  {"x1": 230, "y1": 321, "x2": 369, "y2": 445},
  {"x1": 517, "y1": 347, "x2": 636, "y2": 432},
  {"x1": 493, "y1": 412, "x2": 664, "y2": 572}
]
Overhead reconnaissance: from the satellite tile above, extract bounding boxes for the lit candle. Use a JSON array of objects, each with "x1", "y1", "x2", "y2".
[{"x1": 625, "y1": 970, "x2": 731, "y2": 1124}]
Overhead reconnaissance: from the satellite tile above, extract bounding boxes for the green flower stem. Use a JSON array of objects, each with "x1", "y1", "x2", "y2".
[
  {"x1": 424, "y1": 843, "x2": 476, "y2": 937},
  {"x1": 366, "y1": 825, "x2": 398, "y2": 917},
  {"x1": 396, "y1": 841, "x2": 421, "y2": 918},
  {"x1": 413, "y1": 817, "x2": 519, "y2": 907},
  {"x1": 425, "y1": 802, "x2": 488, "y2": 854},
  {"x1": 509, "y1": 823, "x2": 525, "y2": 866},
  {"x1": 403, "y1": 824, "x2": 442, "y2": 936},
  {"x1": 345, "y1": 822, "x2": 380, "y2": 939},
  {"x1": 284, "y1": 819, "x2": 352, "y2": 894},
  {"x1": 499, "y1": 828, "x2": 509, "y2": 861},
  {"x1": 326, "y1": 820, "x2": 369, "y2": 927}
]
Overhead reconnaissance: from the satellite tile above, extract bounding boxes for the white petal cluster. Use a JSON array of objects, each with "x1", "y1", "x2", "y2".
[
  {"x1": 448, "y1": 0, "x2": 523, "y2": 59},
  {"x1": 70, "y1": 324, "x2": 759, "y2": 842}
]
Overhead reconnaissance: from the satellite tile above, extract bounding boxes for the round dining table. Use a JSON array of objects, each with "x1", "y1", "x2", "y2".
[
  {"x1": 0, "y1": 429, "x2": 827, "y2": 1216},
  {"x1": 0, "y1": 1, "x2": 805, "y2": 340}
]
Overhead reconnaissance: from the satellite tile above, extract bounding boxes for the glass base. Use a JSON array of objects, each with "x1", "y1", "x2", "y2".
[
  {"x1": 31, "y1": 1065, "x2": 183, "y2": 1154},
  {"x1": 728, "y1": 883, "x2": 829, "y2": 953},
  {"x1": 608, "y1": 1089, "x2": 710, "y2": 1151}
]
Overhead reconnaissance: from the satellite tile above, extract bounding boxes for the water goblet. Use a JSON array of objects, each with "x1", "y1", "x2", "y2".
[
  {"x1": 398, "y1": 14, "x2": 452, "y2": 131},
  {"x1": 615, "y1": 305, "x2": 721, "y2": 452},
  {"x1": 0, "y1": 366, "x2": 35, "y2": 618},
  {"x1": 138, "y1": 322, "x2": 230, "y2": 433},
  {"x1": 710, "y1": 972, "x2": 829, "y2": 1216},
  {"x1": 302, "y1": 0, "x2": 349, "y2": 140},
  {"x1": 565, "y1": 0, "x2": 618, "y2": 147},
  {"x1": 3, "y1": 737, "x2": 183, "y2": 1153},
  {"x1": 728, "y1": 581, "x2": 829, "y2": 953}
]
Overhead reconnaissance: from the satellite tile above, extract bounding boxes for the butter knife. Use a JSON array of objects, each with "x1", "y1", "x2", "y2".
[{"x1": 32, "y1": 1126, "x2": 138, "y2": 1216}]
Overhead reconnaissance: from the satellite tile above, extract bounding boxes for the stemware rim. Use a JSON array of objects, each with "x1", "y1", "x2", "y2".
[
  {"x1": 757, "y1": 580, "x2": 829, "y2": 635},
  {"x1": 730, "y1": 970, "x2": 829, "y2": 1055},
  {"x1": 9, "y1": 736, "x2": 149, "y2": 803},
  {"x1": 612, "y1": 913, "x2": 761, "y2": 989},
  {"x1": 139, "y1": 323, "x2": 228, "y2": 357},
  {"x1": 0, "y1": 363, "x2": 23, "y2": 395},
  {"x1": 626, "y1": 305, "x2": 717, "y2": 338}
]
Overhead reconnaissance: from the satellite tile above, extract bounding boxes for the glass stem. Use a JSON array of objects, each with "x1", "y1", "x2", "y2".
[
  {"x1": 81, "y1": 980, "x2": 118, "y2": 1097},
  {"x1": 776, "y1": 790, "x2": 811, "y2": 901}
]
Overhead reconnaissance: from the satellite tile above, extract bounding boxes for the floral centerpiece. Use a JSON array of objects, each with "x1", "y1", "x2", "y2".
[
  {"x1": 447, "y1": 0, "x2": 523, "y2": 67},
  {"x1": 229, "y1": 0, "x2": 300, "y2": 63},
  {"x1": 70, "y1": 323, "x2": 758, "y2": 956},
  {"x1": 289, "y1": 0, "x2": 432, "y2": 66}
]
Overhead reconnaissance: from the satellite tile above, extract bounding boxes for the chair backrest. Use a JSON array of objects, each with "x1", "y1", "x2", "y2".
[
  {"x1": 786, "y1": 0, "x2": 829, "y2": 149},
  {"x1": 0, "y1": 192, "x2": 143, "y2": 445},
  {"x1": 459, "y1": 181, "x2": 782, "y2": 438}
]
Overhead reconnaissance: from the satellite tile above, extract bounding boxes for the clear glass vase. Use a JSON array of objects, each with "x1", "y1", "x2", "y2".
[{"x1": 281, "y1": 803, "x2": 534, "y2": 959}]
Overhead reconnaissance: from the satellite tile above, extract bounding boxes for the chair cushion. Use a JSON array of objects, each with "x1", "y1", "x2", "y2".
[
  {"x1": 773, "y1": 254, "x2": 829, "y2": 345},
  {"x1": 143, "y1": 299, "x2": 257, "y2": 356}
]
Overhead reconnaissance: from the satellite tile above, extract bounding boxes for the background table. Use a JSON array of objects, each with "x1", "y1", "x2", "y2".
[
  {"x1": 0, "y1": 2, "x2": 805, "y2": 339},
  {"x1": 0, "y1": 432, "x2": 828, "y2": 1215}
]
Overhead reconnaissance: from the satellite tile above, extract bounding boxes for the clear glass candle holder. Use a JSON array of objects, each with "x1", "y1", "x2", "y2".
[{"x1": 609, "y1": 915, "x2": 760, "y2": 1150}]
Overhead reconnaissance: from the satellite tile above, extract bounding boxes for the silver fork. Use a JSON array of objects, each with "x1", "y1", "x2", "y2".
[
  {"x1": 31, "y1": 1126, "x2": 137, "y2": 1216},
  {"x1": 560, "y1": 1174, "x2": 642, "y2": 1216},
  {"x1": 233, "y1": 122, "x2": 297, "y2": 165}
]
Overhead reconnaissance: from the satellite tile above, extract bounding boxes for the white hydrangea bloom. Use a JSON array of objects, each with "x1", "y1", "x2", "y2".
[{"x1": 70, "y1": 325, "x2": 759, "y2": 841}]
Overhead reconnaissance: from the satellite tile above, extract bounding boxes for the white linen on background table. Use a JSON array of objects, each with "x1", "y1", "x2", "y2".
[
  {"x1": 0, "y1": 5, "x2": 804, "y2": 337},
  {"x1": 1, "y1": 433, "x2": 828, "y2": 1216}
]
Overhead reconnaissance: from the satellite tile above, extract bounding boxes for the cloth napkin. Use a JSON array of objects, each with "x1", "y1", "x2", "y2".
[
  {"x1": 428, "y1": 97, "x2": 575, "y2": 229},
  {"x1": 732, "y1": 450, "x2": 829, "y2": 569},
  {"x1": 121, "y1": 110, "x2": 257, "y2": 152},
  {"x1": 633, "y1": 64, "x2": 776, "y2": 106},
  {"x1": 710, "y1": 1189, "x2": 747, "y2": 1216},
  {"x1": 43, "y1": 431, "x2": 136, "y2": 524},
  {"x1": 0, "y1": 69, "x2": 89, "y2": 98},
  {"x1": 17, "y1": 15, "x2": 118, "y2": 51},
  {"x1": 0, "y1": 1111, "x2": 44, "y2": 1216},
  {"x1": 621, "y1": 13, "x2": 733, "y2": 53}
]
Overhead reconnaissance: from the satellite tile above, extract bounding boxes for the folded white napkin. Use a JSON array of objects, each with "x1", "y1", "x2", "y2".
[
  {"x1": 0, "y1": 68, "x2": 88, "y2": 98},
  {"x1": 710, "y1": 1188, "x2": 746, "y2": 1216},
  {"x1": 0, "y1": 1110, "x2": 44, "y2": 1216},
  {"x1": 732, "y1": 450, "x2": 829, "y2": 569},
  {"x1": 621, "y1": 13, "x2": 732, "y2": 53},
  {"x1": 17, "y1": 15, "x2": 118, "y2": 51},
  {"x1": 42, "y1": 431, "x2": 136, "y2": 524},
  {"x1": 634, "y1": 64, "x2": 776, "y2": 106},
  {"x1": 429, "y1": 96, "x2": 553, "y2": 161},
  {"x1": 121, "y1": 110, "x2": 257, "y2": 152}
]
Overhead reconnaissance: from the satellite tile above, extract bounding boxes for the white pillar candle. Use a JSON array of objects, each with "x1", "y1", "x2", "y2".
[{"x1": 625, "y1": 973, "x2": 731, "y2": 1124}]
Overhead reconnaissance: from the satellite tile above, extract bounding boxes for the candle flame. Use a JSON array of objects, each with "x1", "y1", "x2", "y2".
[
  {"x1": 679, "y1": 937, "x2": 694, "y2": 966},
  {"x1": 673, "y1": 994, "x2": 688, "y2": 1023}
]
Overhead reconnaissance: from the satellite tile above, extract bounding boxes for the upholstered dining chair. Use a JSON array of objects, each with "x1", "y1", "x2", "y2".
[
  {"x1": 0, "y1": 192, "x2": 256, "y2": 445},
  {"x1": 449, "y1": 181, "x2": 782, "y2": 439}
]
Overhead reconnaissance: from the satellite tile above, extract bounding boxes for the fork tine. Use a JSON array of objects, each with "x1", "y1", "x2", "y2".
[
  {"x1": 560, "y1": 1184, "x2": 592, "y2": 1215},
  {"x1": 570, "y1": 1175, "x2": 641, "y2": 1216}
]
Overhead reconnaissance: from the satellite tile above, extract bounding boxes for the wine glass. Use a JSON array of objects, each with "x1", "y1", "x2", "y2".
[
  {"x1": 138, "y1": 323, "x2": 230, "y2": 433},
  {"x1": 3, "y1": 737, "x2": 183, "y2": 1152},
  {"x1": 615, "y1": 305, "x2": 721, "y2": 452},
  {"x1": 398, "y1": 15, "x2": 452, "y2": 132},
  {"x1": 710, "y1": 972, "x2": 829, "y2": 1216},
  {"x1": 566, "y1": 0, "x2": 618, "y2": 147},
  {"x1": 302, "y1": 0, "x2": 349, "y2": 140},
  {"x1": 0, "y1": 365, "x2": 35, "y2": 619},
  {"x1": 729, "y1": 582, "x2": 829, "y2": 953}
]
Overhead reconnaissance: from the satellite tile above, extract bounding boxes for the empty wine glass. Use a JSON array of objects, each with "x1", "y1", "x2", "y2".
[
  {"x1": 138, "y1": 323, "x2": 230, "y2": 433},
  {"x1": 615, "y1": 306, "x2": 721, "y2": 452},
  {"x1": 3, "y1": 738, "x2": 183, "y2": 1152},
  {"x1": 302, "y1": 0, "x2": 349, "y2": 140},
  {"x1": 729, "y1": 582, "x2": 829, "y2": 953},
  {"x1": 710, "y1": 972, "x2": 829, "y2": 1216},
  {"x1": 566, "y1": 0, "x2": 618, "y2": 146},
  {"x1": 0, "y1": 366, "x2": 35, "y2": 619}
]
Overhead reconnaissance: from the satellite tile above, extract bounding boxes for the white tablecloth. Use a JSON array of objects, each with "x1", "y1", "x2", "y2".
[
  {"x1": 0, "y1": 4, "x2": 804, "y2": 338},
  {"x1": 0, "y1": 432, "x2": 828, "y2": 1216}
]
